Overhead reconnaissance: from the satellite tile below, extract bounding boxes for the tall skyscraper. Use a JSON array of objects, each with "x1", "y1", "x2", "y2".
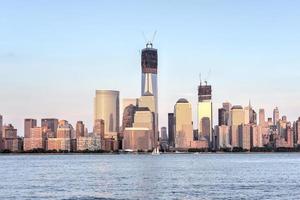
[
  {"x1": 141, "y1": 43, "x2": 158, "y2": 147},
  {"x1": 24, "y1": 119, "x2": 37, "y2": 138},
  {"x1": 94, "y1": 90, "x2": 120, "y2": 139},
  {"x1": 218, "y1": 108, "x2": 227, "y2": 126},
  {"x1": 160, "y1": 127, "x2": 168, "y2": 141},
  {"x1": 141, "y1": 42, "x2": 158, "y2": 103},
  {"x1": 273, "y1": 107, "x2": 280, "y2": 125},
  {"x1": 168, "y1": 113, "x2": 175, "y2": 147},
  {"x1": 259, "y1": 109, "x2": 265, "y2": 126},
  {"x1": 231, "y1": 105, "x2": 245, "y2": 126},
  {"x1": 221, "y1": 102, "x2": 232, "y2": 125},
  {"x1": 197, "y1": 82, "x2": 213, "y2": 146},
  {"x1": 174, "y1": 98, "x2": 193, "y2": 149},
  {"x1": 230, "y1": 105, "x2": 244, "y2": 147}
]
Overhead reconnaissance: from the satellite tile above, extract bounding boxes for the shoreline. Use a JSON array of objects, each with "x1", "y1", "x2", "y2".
[{"x1": 1, "y1": 151, "x2": 300, "y2": 155}]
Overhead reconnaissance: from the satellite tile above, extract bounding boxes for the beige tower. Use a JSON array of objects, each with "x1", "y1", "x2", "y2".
[
  {"x1": 94, "y1": 90, "x2": 120, "y2": 139},
  {"x1": 174, "y1": 98, "x2": 193, "y2": 149},
  {"x1": 230, "y1": 105, "x2": 244, "y2": 147}
]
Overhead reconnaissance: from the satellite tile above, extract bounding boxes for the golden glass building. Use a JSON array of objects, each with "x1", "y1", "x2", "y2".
[
  {"x1": 197, "y1": 82, "x2": 213, "y2": 146},
  {"x1": 174, "y1": 98, "x2": 193, "y2": 149},
  {"x1": 94, "y1": 90, "x2": 120, "y2": 139}
]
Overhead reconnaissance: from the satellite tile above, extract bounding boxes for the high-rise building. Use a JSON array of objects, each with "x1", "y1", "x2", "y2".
[
  {"x1": 76, "y1": 121, "x2": 85, "y2": 138},
  {"x1": 161, "y1": 127, "x2": 168, "y2": 141},
  {"x1": 168, "y1": 113, "x2": 175, "y2": 147},
  {"x1": 122, "y1": 104, "x2": 137, "y2": 131},
  {"x1": 138, "y1": 94, "x2": 158, "y2": 146},
  {"x1": 24, "y1": 119, "x2": 37, "y2": 138},
  {"x1": 122, "y1": 98, "x2": 138, "y2": 115},
  {"x1": 273, "y1": 107, "x2": 280, "y2": 125},
  {"x1": 24, "y1": 127, "x2": 46, "y2": 151},
  {"x1": 141, "y1": 43, "x2": 158, "y2": 148},
  {"x1": 2, "y1": 124, "x2": 22, "y2": 152},
  {"x1": 132, "y1": 107, "x2": 155, "y2": 149},
  {"x1": 231, "y1": 105, "x2": 244, "y2": 126},
  {"x1": 141, "y1": 42, "x2": 158, "y2": 104},
  {"x1": 197, "y1": 82, "x2": 213, "y2": 146},
  {"x1": 258, "y1": 109, "x2": 265, "y2": 126},
  {"x1": 174, "y1": 98, "x2": 193, "y2": 149},
  {"x1": 0, "y1": 115, "x2": 3, "y2": 149},
  {"x1": 267, "y1": 118, "x2": 273, "y2": 126},
  {"x1": 218, "y1": 108, "x2": 227, "y2": 126},
  {"x1": 41, "y1": 118, "x2": 58, "y2": 135},
  {"x1": 230, "y1": 105, "x2": 244, "y2": 147},
  {"x1": 222, "y1": 102, "x2": 232, "y2": 125},
  {"x1": 239, "y1": 124, "x2": 251, "y2": 150},
  {"x1": 93, "y1": 119, "x2": 105, "y2": 139},
  {"x1": 296, "y1": 118, "x2": 300, "y2": 145},
  {"x1": 216, "y1": 125, "x2": 230, "y2": 149},
  {"x1": 94, "y1": 90, "x2": 120, "y2": 139}
]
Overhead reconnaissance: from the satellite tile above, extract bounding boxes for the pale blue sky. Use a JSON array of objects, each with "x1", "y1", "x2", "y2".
[{"x1": 1, "y1": 0, "x2": 300, "y2": 135}]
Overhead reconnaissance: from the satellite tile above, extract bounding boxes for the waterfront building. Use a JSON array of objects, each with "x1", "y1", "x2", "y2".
[
  {"x1": 174, "y1": 98, "x2": 194, "y2": 149},
  {"x1": 2, "y1": 124, "x2": 22, "y2": 152},
  {"x1": 131, "y1": 107, "x2": 155, "y2": 149},
  {"x1": 287, "y1": 122, "x2": 294, "y2": 148},
  {"x1": 41, "y1": 118, "x2": 58, "y2": 135},
  {"x1": 123, "y1": 127, "x2": 152, "y2": 151},
  {"x1": 254, "y1": 125, "x2": 265, "y2": 147},
  {"x1": 239, "y1": 124, "x2": 251, "y2": 150},
  {"x1": 296, "y1": 118, "x2": 300, "y2": 145},
  {"x1": 216, "y1": 125, "x2": 230, "y2": 149},
  {"x1": 47, "y1": 138, "x2": 71, "y2": 152},
  {"x1": 197, "y1": 82, "x2": 213, "y2": 146},
  {"x1": 94, "y1": 90, "x2": 120, "y2": 139},
  {"x1": 23, "y1": 127, "x2": 46, "y2": 151},
  {"x1": 168, "y1": 113, "x2": 175, "y2": 147},
  {"x1": 24, "y1": 119, "x2": 37, "y2": 138},
  {"x1": 76, "y1": 136, "x2": 101, "y2": 151}
]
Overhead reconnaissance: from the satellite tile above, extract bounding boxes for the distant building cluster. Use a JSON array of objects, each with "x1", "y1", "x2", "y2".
[{"x1": 0, "y1": 42, "x2": 300, "y2": 153}]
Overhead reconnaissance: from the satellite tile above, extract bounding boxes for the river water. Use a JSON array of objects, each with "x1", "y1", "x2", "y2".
[{"x1": 1, "y1": 153, "x2": 300, "y2": 200}]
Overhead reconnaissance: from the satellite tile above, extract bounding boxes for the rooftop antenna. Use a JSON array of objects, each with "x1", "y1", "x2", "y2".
[
  {"x1": 151, "y1": 30, "x2": 157, "y2": 44},
  {"x1": 204, "y1": 68, "x2": 211, "y2": 85},
  {"x1": 142, "y1": 31, "x2": 147, "y2": 44},
  {"x1": 199, "y1": 73, "x2": 202, "y2": 85},
  {"x1": 143, "y1": 31, "x2": 157, "y2": 48}
]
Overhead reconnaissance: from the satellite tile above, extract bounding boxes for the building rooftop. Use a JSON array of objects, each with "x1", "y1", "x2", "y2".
[
  {"x1": 176, "y1": 98, "x2": 189, "y2": 104},
  {"x1": 231, "y1": 105, "x2": 243, "y2": 110}
]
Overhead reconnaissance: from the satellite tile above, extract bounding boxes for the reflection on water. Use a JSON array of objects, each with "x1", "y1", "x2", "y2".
[{"x1": 1, "y1": 153, "x2": 300, "y2": 200}]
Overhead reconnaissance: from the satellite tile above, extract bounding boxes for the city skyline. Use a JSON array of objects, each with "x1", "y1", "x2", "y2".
[{"x1": 1, "y1": 1, "x2": 300, "y2": 134}]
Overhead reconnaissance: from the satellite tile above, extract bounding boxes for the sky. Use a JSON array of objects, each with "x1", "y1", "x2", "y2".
[{"x1": 1, "y1": 0, "x2": 300, "y2": 136}]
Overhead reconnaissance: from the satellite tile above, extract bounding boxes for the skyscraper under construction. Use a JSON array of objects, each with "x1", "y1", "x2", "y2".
[{"x1": 140, "y1": 42, "x2": 158, "y2": 146}]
